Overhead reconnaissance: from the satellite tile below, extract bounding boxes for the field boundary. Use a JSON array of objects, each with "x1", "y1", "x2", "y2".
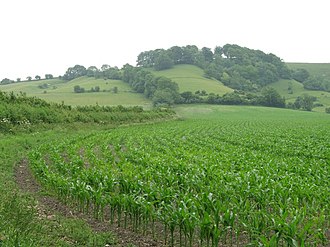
[{"x1": 14, "y1": 159, "x2": 161, "y2": 247}]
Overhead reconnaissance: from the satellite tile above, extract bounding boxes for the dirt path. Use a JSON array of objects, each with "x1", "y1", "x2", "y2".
[{"x1": 14, "y1": 159, "x2": 161, "y2": 247}]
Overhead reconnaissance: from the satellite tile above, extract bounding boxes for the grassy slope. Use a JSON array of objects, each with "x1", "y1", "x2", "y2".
[
  {"x1": 149, "y1": 64, "x2": 233, "y2": 95},
  {"x1": 269, "y1": 63, "x2": 330, "y2": 111},
  {"x1": 287, "y1": 63, "x2": 330, "y2": 77},
  {"x1": 0, "y1": 77, "x2": 151, "y2": 107}
]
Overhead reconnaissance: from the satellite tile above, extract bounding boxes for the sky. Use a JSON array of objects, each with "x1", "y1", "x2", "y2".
[{"x1": 0, "y1": 0, "x2": 329, "y2": 80}]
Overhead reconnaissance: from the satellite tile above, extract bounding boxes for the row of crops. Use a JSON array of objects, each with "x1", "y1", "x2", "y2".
[{"x1": 28, "y1": 113, "x2": 329, "y2": 246}]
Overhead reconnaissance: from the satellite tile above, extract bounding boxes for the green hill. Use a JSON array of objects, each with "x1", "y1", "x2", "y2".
[
  {"x1": 148, "y1": 64, "x2": 233, "y2": 95},
  {"x1": 1, "y1": 63, "x2": 330, "y2": 111},
  {"x1": 0, "y1": 77, "x2": 150, "y2": 107}
]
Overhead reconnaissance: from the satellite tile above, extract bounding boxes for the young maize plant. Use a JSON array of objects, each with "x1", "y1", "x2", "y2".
[{"x1": 29, "y1": 114, "x2": 330, "y2": 246}]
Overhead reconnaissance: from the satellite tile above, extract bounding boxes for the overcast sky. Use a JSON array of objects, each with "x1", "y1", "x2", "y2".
[{"x1": 0, "y1": 0, "x2": 329, "y2": 80}]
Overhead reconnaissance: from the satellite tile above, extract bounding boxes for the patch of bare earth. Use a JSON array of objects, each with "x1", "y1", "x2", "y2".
[{"x1": 14, "y1": 159, "x2": 161, "y2": 247}]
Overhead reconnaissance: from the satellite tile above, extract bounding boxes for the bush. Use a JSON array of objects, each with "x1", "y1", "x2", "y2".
[{"x1": 325, "y1": 107, "x2": 330, "y2": 114}]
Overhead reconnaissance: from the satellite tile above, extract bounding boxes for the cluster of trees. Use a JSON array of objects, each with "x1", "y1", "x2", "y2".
[
  {"x1": 180, "y1": 87, "x2": 286, "y2": 108},
  {"x1": 122, "y1": 64, "x2": 180, "y2": 106},
  {"x1": 287, "y1": 94, "x2": 317, "y2": 111},
  {"x1": 63, "y1": 64, "x2": 121, "y2": 81},
  {"x1": 137, "y1": 44, "x2": 292, "y2": 91},
  {"x1": 73, "y1": 85, "x2": 118, "y2": 94}
]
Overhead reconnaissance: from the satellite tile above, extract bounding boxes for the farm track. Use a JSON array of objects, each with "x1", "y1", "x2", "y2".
[{"x1": 15, "y1": 159, "x2": 161, "y2": 247}]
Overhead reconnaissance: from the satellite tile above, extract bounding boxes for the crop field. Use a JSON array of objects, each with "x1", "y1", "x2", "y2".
[{"x1": 28, "y1": 106, "x2": 329, "y2": 246}]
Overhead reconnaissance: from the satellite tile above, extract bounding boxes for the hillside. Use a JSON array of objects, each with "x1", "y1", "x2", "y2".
[
  {"x1": 1, "y1": 60, "x2": 330, "y2": 111},
  {"x1": 287, "y1": 63, "x2": 330, "y2": 77},
  {"x1": 271, "y1": 63, "x2": 330, "y2": 111},
  {"x1": 269, "y1": 79, "x2": 330, "y2": 111},
  {"x1": 0, "y1": 77, "x2": 150, "y2": 107},
  {"x1": 148, "y1": 64, "x2": 233, "y2": 95}
]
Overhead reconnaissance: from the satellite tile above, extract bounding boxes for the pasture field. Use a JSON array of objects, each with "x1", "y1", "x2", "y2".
[
  {"x1": 149, "y1": 64, "x2": 233, "y2": 95},
  {"x1": 0, "y1": 77, "x2": 151, "y2": 107},
  {"x1": 287, "y1": 63, "x2": 330, "y2": 78},
  {"x1": 28, "y1": 105, "x2": 330, "y2": 246},
  {"x1": 269, "y1": 79, "x2": 330, "y2": 111}
]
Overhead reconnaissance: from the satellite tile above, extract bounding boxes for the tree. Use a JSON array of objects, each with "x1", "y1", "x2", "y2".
[
  {"x1": 16, "y1": 78, "x2": 21, "y2": 82},
  {"x1": 260, "y1": 87, "x2": 285, "y2": 108},
  {"x1": 86, "y1": 66, "x2": 99, "y2": 77},
  {"x1": 181, "y1": 45, "x2": 199, "y2": 64},
  {"x1": 152, "y1": 89, "x2": 176, "y2": 106},
  {"x1": 94, "y1": 86, "x2": 100, "y2": 92},
  {"x1": 294, "y1": 94, "x2": 316, "y2": 111},
  {"x1": 26, "y1": 76, "x2": 32, "y2": 81},
  {"x1": 1, "y1": 78, "x2": 12, "y2": 84},
  {"x1": 45, "y1": 74, "x2": 53, "y2": 79},
  {"x1": 325, "y1": 107, "x2": 330, "y2": 114},
  {"x1": 35, "y1": 75, "x2": 41, "y2": 80},
  {"x1": 154, "y1": 51, "x2": 174, "y2": 71},
  {"x1": 201, "y1": 47, "x2": 214, "y2": 63},
  {"x1": 168, "y1": 46, "x2": 183, "y2": 64},
  {"x1": 63, "y1": 65, "x2": 87, "y2": 80},
  {"x1": 292, "y1": 68, "x2": 310, "y2": 83},
  {"x1": 73, "y1": 85, "x2": 85, "y2": 93},
  {"x1": 101, "y1": 64, "x2": 111, "y2": 71}
]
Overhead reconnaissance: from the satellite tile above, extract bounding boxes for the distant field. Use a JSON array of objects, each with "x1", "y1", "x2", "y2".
[
  {"x1": 271, "y1": 63, "x2": 330, "y2": 111},
  {"x1": 287, "y1": 63, "x2": 330, "y2": 78},
  {"x1": 0, "y1": 77, "x2": 151, "y2": 107},
  {"x1": 269, "y1": 79, "x2": 330, "y2": 111},
  {"x1": 149, "y1": 64, "x2": 233, "y2": 95}
]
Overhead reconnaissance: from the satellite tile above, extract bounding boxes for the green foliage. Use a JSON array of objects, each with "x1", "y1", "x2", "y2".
[
  {"x1": 292, "y1": 94, "x2": 317, "y2": 111},
  {"x1": 45, "y1": 74, "x2": 53, "y2": 79},
  {"x1": 154, "y1": 51, "x2": 174, "y2": 71},
  {"x1": 122, "y1": 65, "x2": 180, "y2": 104},
  {"x1": 0, "y1": 91, "x2": 175, "y2": 133},
  {"x1": 28, "y1": 106, "x2": 330, "y2": 246},
  {"x1": 0, "y1": 129, "x2": 121, "y2": 246},
  {"x1": 292, "y1": 68, "x2": 310, "y2": 83},
  {"x1": 1, "y1": 78, "x2": 14, "y2": 85},
  {"x1": 260, "y1": 87, "x2": 285, "y2": 108},
  {"x1": 137, "y1": 44, "x2": 291, "y2": 91},
  {"x1": 73, "y1": 85, "x2": 85, "y2": 93},
  {"x1": 303, "y1": 75, "x2": 330, "y2": 91},
  {"x1": 325, "y1": 107, "x2": 330, "y2": 113},
  {"x1": 63, "y1": 65, "x2": 87, "y2": 80}
]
